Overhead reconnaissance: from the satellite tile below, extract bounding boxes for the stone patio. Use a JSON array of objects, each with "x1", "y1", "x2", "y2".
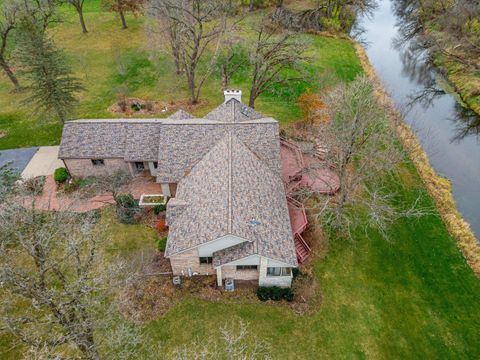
[{"x1": 33, "y1": 176, "x2": 163, "y2": 212}]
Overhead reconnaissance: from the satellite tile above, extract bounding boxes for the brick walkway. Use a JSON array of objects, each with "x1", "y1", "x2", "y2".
[{"x1": 33, "y1": 175, "x2": 163, "y2": 212}]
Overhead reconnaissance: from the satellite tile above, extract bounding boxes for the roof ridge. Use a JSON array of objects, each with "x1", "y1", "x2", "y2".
[{"x1": 228, "y1": 130, "x2": 233, "y2": 233}]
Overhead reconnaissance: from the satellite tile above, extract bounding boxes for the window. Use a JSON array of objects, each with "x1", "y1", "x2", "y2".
[
  {"x1": 266, "y1": 267, "x2": 291, "y2": 277},
  {"x1": 199, "y1": 257, "x2": 212, "y2": 264},
  {"x1": 91, "y1": 159, "x2": 104, "y2": 166},
  {"x1": 236, "y1": 265, "x2": 258, "y2": 271},
  {"x1": 153, "y1": 162, "x2": 158, "y2": 169},
  {"x1": 134, "y1": 162, "x2": 144, "y2": 171}
]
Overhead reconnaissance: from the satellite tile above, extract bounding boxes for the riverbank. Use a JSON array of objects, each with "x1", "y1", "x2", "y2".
[
  {"x1": 438, "y1": 57, "x2": 480, "y2": 116},
  {"x1": 354, "y1": 42, "x2": 480, "y2": 276}
]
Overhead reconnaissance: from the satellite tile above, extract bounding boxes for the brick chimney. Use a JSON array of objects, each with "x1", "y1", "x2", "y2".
[{"x1": 224, "y1": 89, "x2": 242, "y2": 103}]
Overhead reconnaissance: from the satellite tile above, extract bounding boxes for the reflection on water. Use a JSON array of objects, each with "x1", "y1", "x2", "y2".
[{"x1": 358, "y1": 0, "x2": 480, "y2": 240}]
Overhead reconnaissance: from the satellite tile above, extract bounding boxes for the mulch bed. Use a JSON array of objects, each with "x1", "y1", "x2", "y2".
[{"x1": 108, "y1": 97, "x2": 207, "y2": 117}]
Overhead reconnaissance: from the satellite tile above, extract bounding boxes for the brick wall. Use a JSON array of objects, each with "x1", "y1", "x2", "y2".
[
  {"x1": 169, "y1": 248, "x2": 214, "y2": 275},
  {"x1": 64, "y1": 158, "x2": 131, "y2": 177},
  {"x1": 221, "y1": 265, "x2": 259, "y2": 281}
]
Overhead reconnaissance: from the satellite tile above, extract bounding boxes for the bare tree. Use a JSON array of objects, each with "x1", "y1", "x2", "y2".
[
  {"x1": 147, "y1": 0, "x2": 234, "y2": 104},
  {"x1": 0, "y1": 199, "x2": 102, "y2": 358},
  {"x1": 168, "y1": 319, "x2": 271, "y2": 360},
  {"x1": 102, "y1": 0, "x2": 144, "y2": 29},
  {"x1": 248, "y1": 20, "x2": 307, "y2": 108},
  {"x1": 0, "y1": 1, "x2": 22, "y2": 90},
  {"x1": 63, "y1": 0, "x2": 88, "y2": 33},
  {"x1": 0, "y1": 168, "x2": 159, "y2": 359},
  {"x1": 216, "y1": 38, "x2": 248, "y2": 90},
  {"x1": 313, "y1": 76, "x2": 431, "y2": 238}
]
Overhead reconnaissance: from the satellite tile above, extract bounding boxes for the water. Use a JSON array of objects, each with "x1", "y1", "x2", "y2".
[{"x1": 358, "y1": 0, "x2": 480, "y2": 240}]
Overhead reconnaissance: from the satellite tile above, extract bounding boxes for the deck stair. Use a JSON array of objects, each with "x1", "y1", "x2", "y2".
[{"x1": 294, "y1": 233, "x2": 311, "y2": 263}]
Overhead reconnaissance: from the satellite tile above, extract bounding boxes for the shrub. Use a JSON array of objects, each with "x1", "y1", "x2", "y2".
[
  {"x1": 256, "y1": 286, "x2": 295, "y2": 302},
  {"x1": 54, "y1": 167, "x2": 68, "y2": 183},
  {"x1": 158, "y1": 236, "x2": 167, "y2": 252},
  {"x1": 292, "y1": 267, "x2": 301, "y2": 278},
  {"x1": 156, "y1": 218, "x2": 167, "y2": 232},
  {"x1": 154, "y1": 203, "x2": 166, "y2": 215},
  {"x1": 115, "y1": 194, "x2": 139, "y2": 224},
  {"x1": 256, "y1": 287, "x2": 271, "y2": 301},
  {"x1": 116, "y1": 193, "x2": 137, "y2": 208},
  {"x1": 131, "y1": 102, "x2": 141, "y2": 112}
]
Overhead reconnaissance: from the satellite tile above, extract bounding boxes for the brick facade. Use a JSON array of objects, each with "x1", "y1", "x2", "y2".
[
  {"x1": 169, "y1": 248, "x2": 214, "y2": 276},
  {"x1": 64, "y1": 158, "x2": 131, "y2": 177},
  {"x1": 221, "y1": 265, "x2": 259, "y2": 281}
]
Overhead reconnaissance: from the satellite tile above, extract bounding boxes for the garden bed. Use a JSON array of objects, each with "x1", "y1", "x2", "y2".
[{"x1": 139, "y1": 194, "x2": 166, "y2": 206}]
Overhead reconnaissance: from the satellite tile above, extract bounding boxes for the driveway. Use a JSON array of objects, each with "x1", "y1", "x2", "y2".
[
  {"x1": 0, "y1": 147, "x2": 39, "y2": 172},
  {"x1": 21, "y1": 146, "x2": 64, "y2": 179}
]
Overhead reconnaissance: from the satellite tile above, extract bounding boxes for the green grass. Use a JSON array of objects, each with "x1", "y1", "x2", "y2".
[
  {"x1": 0, "y1": 2, "x2": 362, "y2": 149},
  {"x1": 143, "y1": 163, "x2": 480, "y2": 359},
  {"x1": 1, "y1": 2, "x2": 479, "y2": 359}
]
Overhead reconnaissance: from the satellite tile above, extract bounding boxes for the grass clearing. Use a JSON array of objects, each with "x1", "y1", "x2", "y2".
[{"x1": 0, "y1": 3, "x2": 361, "y2": 149}]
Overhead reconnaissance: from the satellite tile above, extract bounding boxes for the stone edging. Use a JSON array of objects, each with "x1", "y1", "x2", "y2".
[{"x1": 353, "y1": 41, "x2": 480, "y2": 277}]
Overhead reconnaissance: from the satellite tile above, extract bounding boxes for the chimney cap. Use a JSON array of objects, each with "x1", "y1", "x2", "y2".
[{"x1": 223, "y1": 89, "x2": 242, "y2": 103}]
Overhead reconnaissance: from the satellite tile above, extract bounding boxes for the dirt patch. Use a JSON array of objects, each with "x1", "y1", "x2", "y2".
[
  {"x1": 108, "y1": 97, "x2": 207, "y2": 117},
  {"x1": 0, "y1": 131, "x2": 6, "y2": 138}
]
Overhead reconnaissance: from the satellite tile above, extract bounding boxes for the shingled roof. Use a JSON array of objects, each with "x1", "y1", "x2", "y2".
[
  {"x1": 165, "y1": 133, "x2": 297, "y2": 267},
  {"x1": 58, "y1": 100, "x2": 278, "y2": 169}
]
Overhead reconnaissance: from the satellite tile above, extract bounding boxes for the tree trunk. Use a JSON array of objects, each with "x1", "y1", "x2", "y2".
[
  {"x1": 0, "y1": 54, "x2": 21, "y2": 91},
  {"x1": 119, "y1": 9, "x2": 128, "y2": 29},
  {"x1": 248, "y1": 89, "x2": 257, "y2": 108},
  {"x1": 77, "y1": 8, "x2": 88, "y2": 33},
  {"x1": 249, "y1": 0, "x2": 254, "y2": 12}
]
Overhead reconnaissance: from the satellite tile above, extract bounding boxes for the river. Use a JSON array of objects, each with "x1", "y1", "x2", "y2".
[{"x1": 358, "y1": 0, "x2": 480, "y2": 240}]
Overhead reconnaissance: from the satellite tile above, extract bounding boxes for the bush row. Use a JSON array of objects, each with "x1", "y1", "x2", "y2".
[{"x1": 256, "y1": 286, "x2": 294, "y2": 302}]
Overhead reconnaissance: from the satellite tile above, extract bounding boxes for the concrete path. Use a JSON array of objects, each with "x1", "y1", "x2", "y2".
[
  {"x1": 21, "y1": 146, "x2": 64, "y2": 179},
  {"x1": 0, "y1": 147, "x2": 39, "y2": 172}
]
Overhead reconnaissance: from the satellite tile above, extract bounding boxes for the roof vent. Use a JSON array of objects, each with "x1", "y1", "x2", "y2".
[
  {"x1": 224, "y1": 89, "x2": 242, "y2": 103},
  {"x1": 249, "y1": 218, "x2": 261, "y2": 227}
]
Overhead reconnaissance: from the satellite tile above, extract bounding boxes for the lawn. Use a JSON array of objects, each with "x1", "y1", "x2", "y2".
[
  {"x1": 1, "y1": 2, "x2": 479, "y2": 359},
  {"x1": 0, "y1": 1, "x2": 361, "y2": 150},
  {"x1": 141, "y1": 162, "x2": 480, "y2": 359}
]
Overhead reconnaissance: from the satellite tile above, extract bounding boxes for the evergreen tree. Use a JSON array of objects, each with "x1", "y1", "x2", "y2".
[{"x1": 16, "y1": 18, "x2": 84, "y2": 122}]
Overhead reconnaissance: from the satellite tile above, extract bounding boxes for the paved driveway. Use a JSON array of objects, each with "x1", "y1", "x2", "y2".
[
  {"x1": 22, "y1": 146, "x2": 64, "y2": 179},
  {"x1": 0, "y1": 147, "x2": 39, "y2": 172}
]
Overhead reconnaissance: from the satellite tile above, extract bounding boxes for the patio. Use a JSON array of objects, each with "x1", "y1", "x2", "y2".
[{"x1": 33, "y1": 175, "x2": 163, "y2": 212}]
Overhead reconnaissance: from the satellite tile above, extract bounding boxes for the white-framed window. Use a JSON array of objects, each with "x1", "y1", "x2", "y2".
[
  {"x1": 266, "y1": 267, "x2": 291, "y2": 277},
  {"x1": 91, "y1": 159, "x2": 104, "y2": 166},
  {"x1": 236, "y1": 265, "x2": 258, "y2": 271},
  {"x1": 153, "y1": 162, "x2": 158, "y2": 169},
  {"x1": 199, "y1": 257, "x2": 212, "y2": 264}
]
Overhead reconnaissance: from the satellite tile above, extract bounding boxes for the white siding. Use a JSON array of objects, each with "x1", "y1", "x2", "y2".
[
  {"x1": 197, "y1": 235, "x2": 247, "y2": 257},
  {"x1": 220, "y1": 254, "x2": 260, "y2": 266}
]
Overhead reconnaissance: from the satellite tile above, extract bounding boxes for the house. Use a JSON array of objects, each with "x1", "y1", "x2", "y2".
[{"x1": 59, "y1": 90, "x2": 298, "y2": 287}]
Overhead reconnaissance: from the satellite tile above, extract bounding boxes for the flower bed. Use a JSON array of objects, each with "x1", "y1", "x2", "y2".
[{"x1": 139, "y1": 194, "x2": 166, "y2": 206}]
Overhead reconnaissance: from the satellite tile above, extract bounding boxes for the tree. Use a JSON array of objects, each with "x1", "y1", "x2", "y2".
[
  {"x1": 0, "y1": 170, "x2": 161, "y2": 359},
  {"x1": 0, "y1": 198, "x2": 102, "y2": 358},
  {"x1": 0, "y1": 1, "x2": 22, "y2": 90},
  {"x1": 313, "y1": 76, "x2": 430, "y2": 237},
  {"x1": 64, "y1": 0, "x2": 88, "y2": 33},
  {"x1": 147, "y1": 0, "x2": 234, "y2": 104},
  {"x1": 248, "y1": 20, "x2": 307, "y2": 108},
  {"x1": 168, "y1": 319, "x2": 271, "y2": 360},
  {"x1": 15, "y1": 16, "x2": 84, "y2": 123},
  {"x1": 102, "y1": 0, "x2": 143, "y2": 29},
  {"x1": 216, "y1": 39, "x2": 248, "y2": 90}
]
